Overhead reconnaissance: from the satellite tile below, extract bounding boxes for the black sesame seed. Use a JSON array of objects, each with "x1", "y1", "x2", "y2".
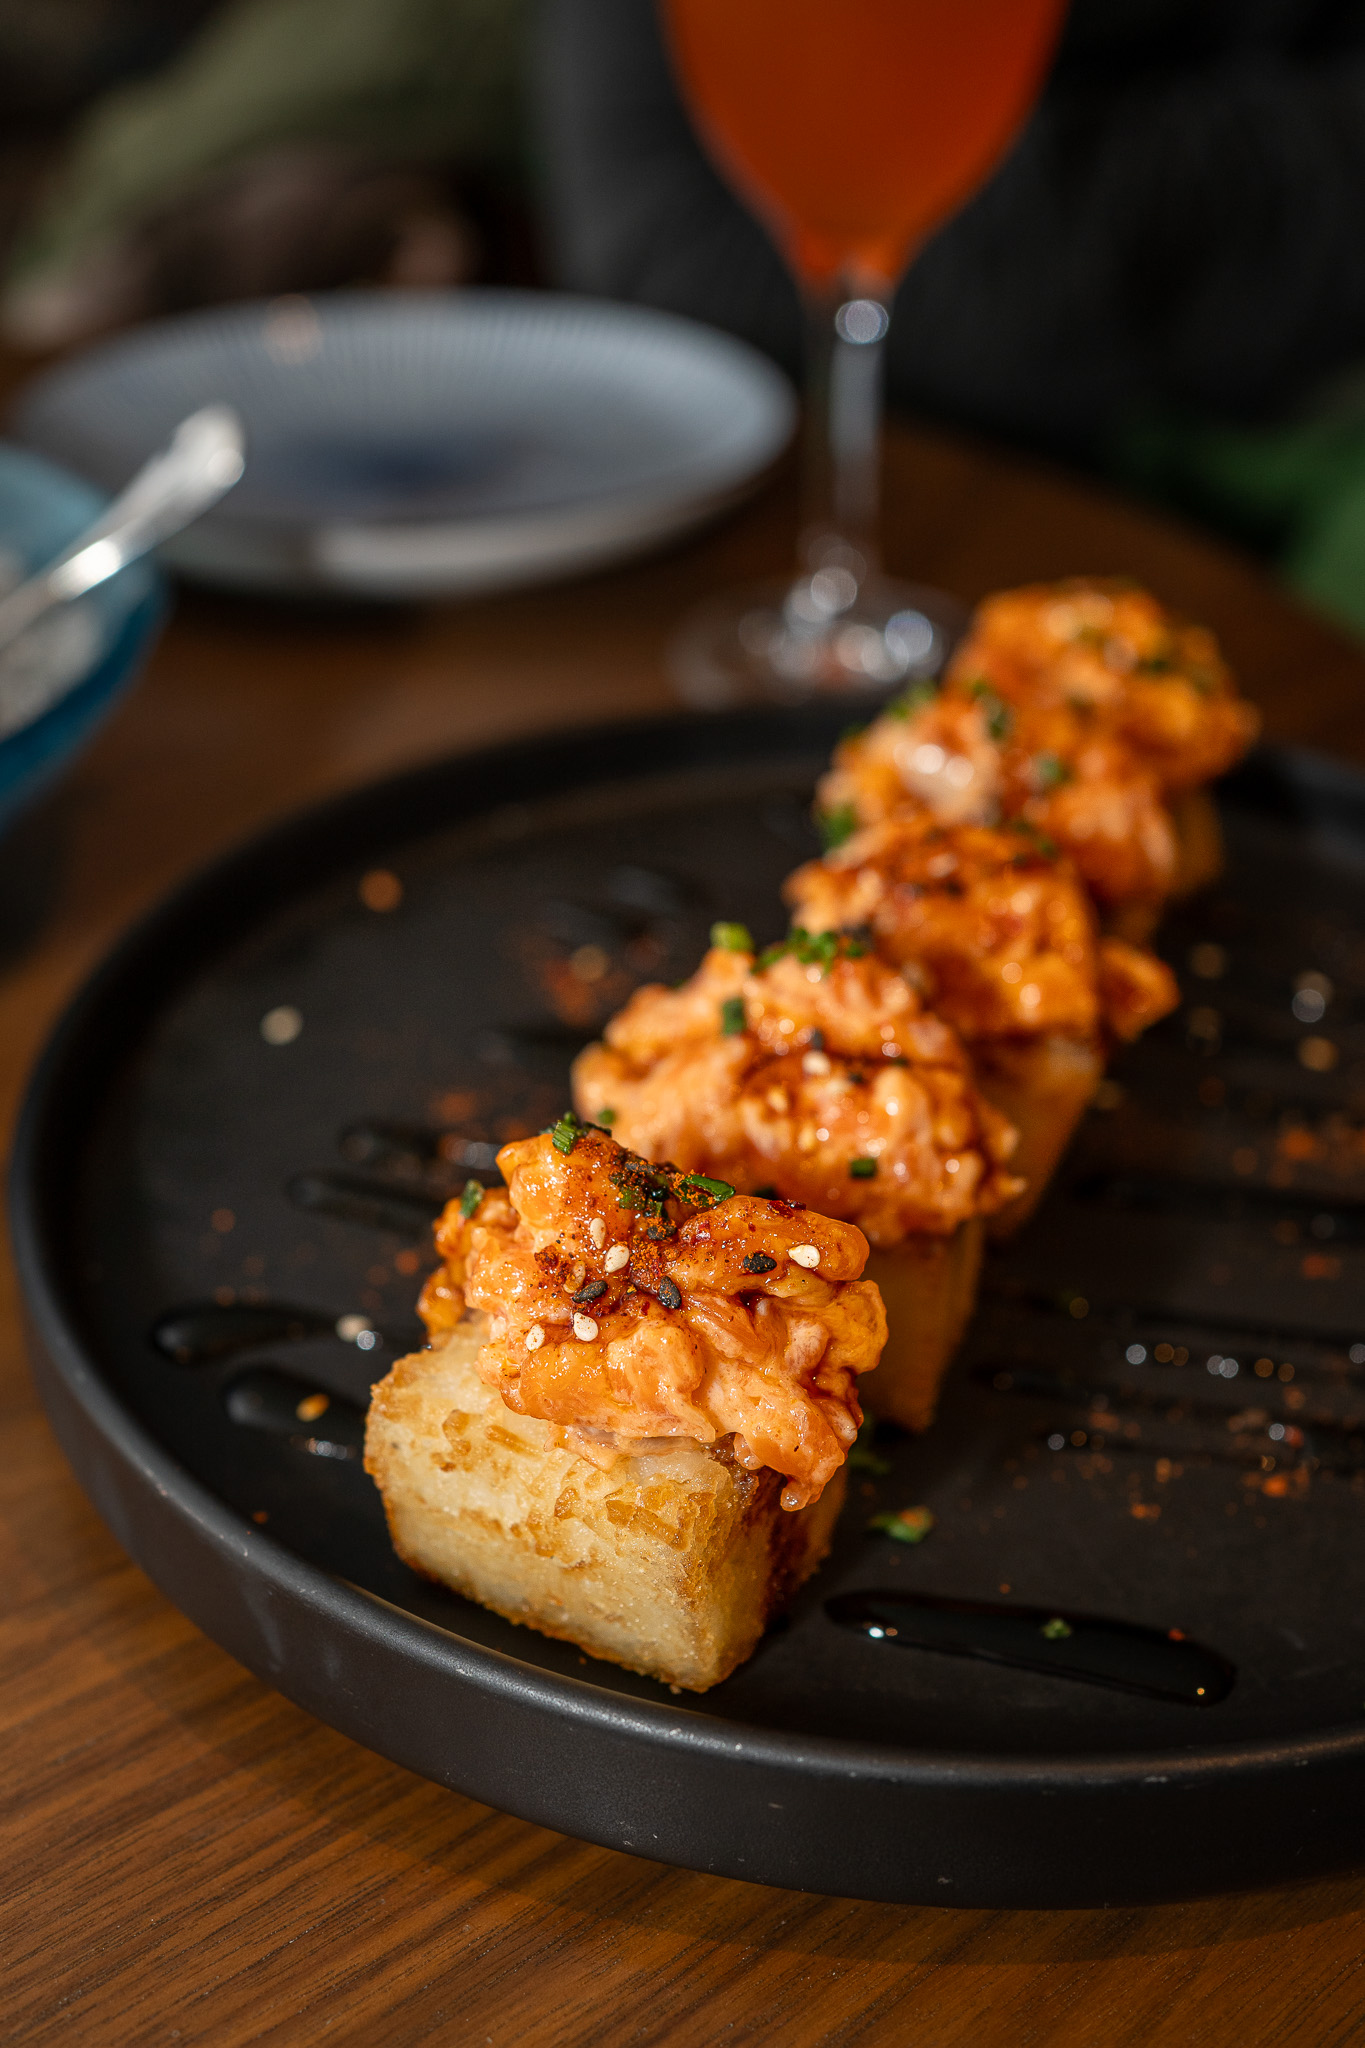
[
  {"x1": 573, "y1": 1280, "x2": 607, "y2": 1304},
  {"x1": 657, "y1": 1277, "x2": 682, "y2": 1310},
  {"x1": 741, "y1": 1252, "x2": 777, "y2": 1274}
]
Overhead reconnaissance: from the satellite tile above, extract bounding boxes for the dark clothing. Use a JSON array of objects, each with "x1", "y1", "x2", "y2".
[{"x1": 535, "y1": 0, "x2": 1365, "y2": 459}]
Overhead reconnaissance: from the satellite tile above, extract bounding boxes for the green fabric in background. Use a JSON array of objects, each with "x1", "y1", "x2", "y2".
[
  {"x1": 1116, "y1": 388, "x2": 1365, "y2": 645},
  {"x1": 6, "y1": 0, "x2": 532, "y2": 290}
]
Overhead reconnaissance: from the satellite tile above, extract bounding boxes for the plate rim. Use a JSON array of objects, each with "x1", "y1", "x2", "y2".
[
  {"x1": 9, "y1": 289, "x2": 797, "y2": 598},
  {"x1": 13, "y1": 711, "x2": 1365, "y2": 1903}
]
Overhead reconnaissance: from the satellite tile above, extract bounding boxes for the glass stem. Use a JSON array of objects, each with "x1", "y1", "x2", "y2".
[{"x1": 798, "y1": 284, "x2": 890, "y2": 584}]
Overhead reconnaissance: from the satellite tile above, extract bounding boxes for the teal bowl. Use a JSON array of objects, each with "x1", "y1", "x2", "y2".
[{"x1": 0, "y1": 443, "x2": 165, "y2": 840}]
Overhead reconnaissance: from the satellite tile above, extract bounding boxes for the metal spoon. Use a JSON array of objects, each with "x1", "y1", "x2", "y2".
[{"x1": 0, "y1": 405, "x2": 245, "y2": 653}]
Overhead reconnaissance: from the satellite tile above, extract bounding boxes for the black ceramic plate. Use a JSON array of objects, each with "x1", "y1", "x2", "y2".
[{"x1": 13, "y1": 711, "x2": 1365, "y2": 1908}]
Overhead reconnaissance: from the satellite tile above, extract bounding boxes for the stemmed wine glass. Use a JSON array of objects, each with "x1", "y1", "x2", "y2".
[{"x1": 662, "y1": 0, "x2": 1068, "y2": 705}]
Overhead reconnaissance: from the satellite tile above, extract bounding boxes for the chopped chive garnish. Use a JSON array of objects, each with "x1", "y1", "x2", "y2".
[
  {"x1": 710, "y1": 921, "x2": 754, "y2": 953},
  {"x1": 849, "y1": 1157, "x2": 877, "y2": 1179},
  {"x1": 1033, "y1": 751, "x2": 1073, "y2": 791},
  {"x1": 719, "y1": 995, "x2": 746, "y2": 1036},
  {"x1": 760, "y1": 926, "x2": 857, "y2": 975},
  {"x1": 966, "y1": 676, "x2": 1014, "y2": 740},
  {"x1": 459, "y1": 1179, "x2": 483, "y2": 1219},
  {"x1": 597, "y1": 1106, "x2": 616, "y2": 1127},
  {"x1": 682, "y1": 1172, "x2": 736, "y2": 1205},
  {"x1": 885, "y1": 679, "x2": 937, "y2": 720},
  {"x1": 839, "y1": 721, "x2": 868, "y2": 745},
  {"x1": 817, "y1": 803, "x2": 858, "y2": 851},
  {"x1": 1010, "y1": 819, "x2": 1058, "y2": 859},
  {"x1": 1041, "y1": 1616, "x2": 1073, "y2": 1640},
  {"x1": 610, "y1": 1160, "x2": 672, "y2": 1213},
  {"x1": 752, "y1": 1185, "x2": 778, "y2": 1199},
  {"x1": 550, "y1": 1110, "x2": 587, "y2": 1155},
  {"x1": 869, "y1": 1505, "x2": 935, "y2": 1545}
]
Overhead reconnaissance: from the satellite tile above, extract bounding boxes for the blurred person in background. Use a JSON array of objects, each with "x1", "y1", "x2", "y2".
[
  {"x1": 6, "y1": 0, "x2": 1365, "y2": 637},
  {"x1": 536, "y1": 0, "x2": 1365, "y2": 640}
]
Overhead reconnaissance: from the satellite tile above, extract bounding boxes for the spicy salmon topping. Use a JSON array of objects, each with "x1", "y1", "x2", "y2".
[
  {"x1": 572, "y1": 938, "x2": 1022, "y2": 1246},
  {"x1": 953, "y1": 579, "x2": 1259, "y2": 794},
  {"x1": 420, "y1": 1121, "x2": 886, "y2": 1510},
  {"x1": 784, "y1": 813, "x2": 1177, "y2": 1046},
  {"x1": 815, "y1": 579, "x2": 1256, "y2": 913}
]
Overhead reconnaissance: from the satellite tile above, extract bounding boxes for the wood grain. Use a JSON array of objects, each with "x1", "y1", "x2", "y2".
[{"x1": 4, "y1": 413, "x2": 1365, "y2": 2047}]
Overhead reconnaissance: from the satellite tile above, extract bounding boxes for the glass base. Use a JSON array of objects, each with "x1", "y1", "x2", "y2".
[{"x1": 669, "y1": 571, "x2": 968, "y2": 708}]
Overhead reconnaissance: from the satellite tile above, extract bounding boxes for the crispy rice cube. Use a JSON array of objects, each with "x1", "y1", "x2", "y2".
[
  {"x1": 365, "y1": 1313, "x2": 845, "y2": 1693},
  {"x1": 861, "y1": 1219, "x2": 984, "y2": 1432},
  {"x1": 974, "y1": 1033, "x2": 1104, "y2": 1238}
]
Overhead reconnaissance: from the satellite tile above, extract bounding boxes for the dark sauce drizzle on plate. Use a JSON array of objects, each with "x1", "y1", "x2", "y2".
[{"x1": 826, "y1": 1589, "x2": 1236, "y2": 1706}]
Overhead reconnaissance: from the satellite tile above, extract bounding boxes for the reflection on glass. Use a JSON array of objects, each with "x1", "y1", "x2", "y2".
[{"x1": 662, "y1": 0, "x2": 1067, "y2": 704}]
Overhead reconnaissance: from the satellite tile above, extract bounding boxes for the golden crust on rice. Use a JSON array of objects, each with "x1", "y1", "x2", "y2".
[{"x1": 365, "y1": 1313, "x2": 845, "y2": 1691}]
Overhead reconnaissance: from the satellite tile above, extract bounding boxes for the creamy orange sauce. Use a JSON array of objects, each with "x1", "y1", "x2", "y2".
[
  {"x1": 573, "y1": 944, "x2": 1022, "y2": 1245},
  {"x1": 816, "y1": 579, "x2": 1256, "y2": 913},
  {"x1": 423, "y1": 1126, "x2": 886, "y2": 1509},
  {"x1": 784, "y1": 813, "x2": 1177, "y2": 1045}
]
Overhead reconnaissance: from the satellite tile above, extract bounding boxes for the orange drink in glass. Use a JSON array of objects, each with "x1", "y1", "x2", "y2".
[{"x1": 663, "y1": 0, "x2": 1067, "y2": 702}]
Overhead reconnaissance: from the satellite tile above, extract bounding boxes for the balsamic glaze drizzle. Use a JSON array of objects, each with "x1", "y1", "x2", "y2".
[
  {"x1": 151, "y1": 1297, "x2": 412, "y2": 1368},
  {"x1": 222, "y1": 1365, "x2": 366, "y2": 1459},
  {"x1": 155, "y1": 1300, "x2": 337, "y2": 1364},
  {"x1": 286, "y1": 1169, "x2": 444, "y2": 1235},
  {"x1": 825, "y1": 1589, "x2": 1235, "y2": 1706},
  {"x1": 976, "y1": 1363, "x2": 1365, "y2": 1454}
]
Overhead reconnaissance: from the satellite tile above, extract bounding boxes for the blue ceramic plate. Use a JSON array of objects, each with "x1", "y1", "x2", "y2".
[
  {"x1": 0, "y1": 444, "x2": 163, "y2": 841},
  {"x1": 12, "y1": 291, "x2": 796, "y2": 599}
]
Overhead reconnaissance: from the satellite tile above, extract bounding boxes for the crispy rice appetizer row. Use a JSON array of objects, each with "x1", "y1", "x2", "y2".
[
  {"x1": 572, "y1": 932, "x2": 1020, "y2": 1431},
  {"x1": 367, "y1": 576, "x2": 1247, "y2": 1693},
  {"x1": 366, "y1": 1122, "x2": 886, "y2": 1691},
  {"x1": 817, "y1": 578, "x2": 1259, "y2": 940}
]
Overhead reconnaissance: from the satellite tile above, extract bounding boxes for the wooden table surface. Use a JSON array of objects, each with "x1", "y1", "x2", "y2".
[{"x1": 6, "y1": 416, "x2": 1365, "y2": 2048}]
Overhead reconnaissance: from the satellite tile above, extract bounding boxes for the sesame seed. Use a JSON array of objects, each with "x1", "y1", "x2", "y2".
[
  {"x1": 604, "y1": 1244, "x2": 630, "y2": 1272},
  {"x1": 525, "y1": 1324, "x2": 546, "y2": 1352},
  {"x1": 572, "y1": 1313, "x2": 599, "y2": 1341},
  {"x1": 802, "y1": 1050, "x2": 832, "y2": 1076},
  {"x1": 589, "y1": 1217, "x2": 607, "y2": 1250},
  {"x1": 260, "y1": 1005, "x2": 302, "y2": 1045},
  {"x1": 790, "y1": 1244, "x2": 820, "y2": 1269}
]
